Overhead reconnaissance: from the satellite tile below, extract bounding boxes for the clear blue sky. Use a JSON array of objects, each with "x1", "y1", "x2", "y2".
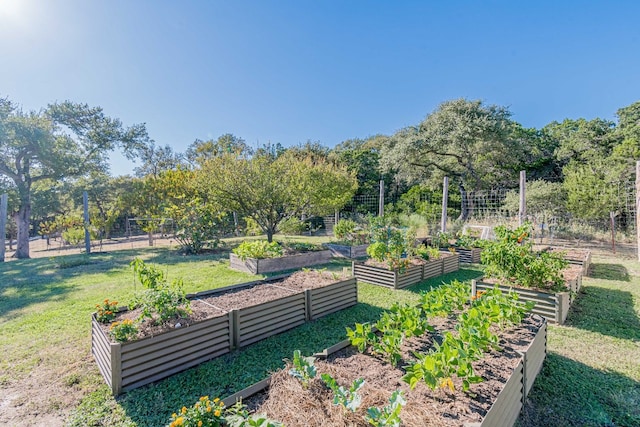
[{"x1": 2, "y1": 0, "x2": 639, "y2": 176}]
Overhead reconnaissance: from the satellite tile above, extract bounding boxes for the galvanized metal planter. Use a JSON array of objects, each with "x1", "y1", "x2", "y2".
[
  {"x1": 224, "y1": 319, "x2": 547, "y2": 427},
  {"x1": 324, "y1": 243, "x2": 369, "y2": 259},
  {"x1": 472, "y1": 279, "x2": 575, "y2": 324},
  {"x1": 352, "y1": 252, "x2": 460, "y2": 289},
  {"x1": 229, "y1": 250, "x2": 333, "y2": 274},
  {"x1": 92, "y1": 276, "x2": 357, "y2": 395}
]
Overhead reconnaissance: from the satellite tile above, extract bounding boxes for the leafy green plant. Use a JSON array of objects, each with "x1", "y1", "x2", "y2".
[
  {"x1": 168, "y1": 395, "x2": 225, "y2": 427},
  {"x1": 371, "y1": 328, "x2": 403, "y2": 367},
  {"x1": 366, "y1": 226, "x2": 416, "y2": 271},
  {"x1": 365, "y1": 390, "x2": 406, "y2": 427},
  {"x1": 130, "y1": 258, "x2": 191, "y2": 325},
  {"x1": 283, "y1": 241, "x2": 323, "y2": 253},
  {"x1": 225, "y1": 401, "x2": 283, "y2": 427},
  {"x1": 481, "y1": 223, "x2": 568, "y2": 291},
  {"x1": 287, "y1": 350, "x2": 317, "y2": 387},
  {"x1": 109, "y1": 319, "x2": 138, "y2": 342},
  {"x1": 419, "y1": 280, "x2": 469, "y2": 318},
  {"x1": 95, "y1": 298, "x2": 119, "y2": 323},
  {"x1": 321, "y1": 374, "x2": 365, "y2": 412},
  {"x1": 131, "y1": 258, "x2": 165, "y2": 290},
  {"x1": 334, "y1": 219, "x2": 357, "y2": 240},
  {"x1": 346, "y1": 322, "x2": 377, "y2": 352},
  {"x1": 414, "y1": 245, "x2": 441, "y2": 261},
  {"x1": 232, "y1": 240, "x2": 283, "y2": 260}
]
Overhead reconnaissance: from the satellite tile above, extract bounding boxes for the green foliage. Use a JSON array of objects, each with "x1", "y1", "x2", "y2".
[
  {"x1": 366, "y1": 226, "x2": 415, "y2": 271},
  {"x1": 62, "y1": 226, "x2": 97, "y2": 245},
  {"x1": 109, "y1": 319, "x2": 138, "y2": 342},
  {"x1": 277, "y1": 217, "x2": 308, "y2": 235},
  {"x1": 168, "y1": 197, "x2": 227, "y2": 254},
  {"x1": 287, "y1": 350, "x2": 317, "y2": 387},
  {"x1": 365, "y1": 390, "x2": 406, "y2": 427},
  {"x1": 95, "y1": 298, "x2": 119, "y2": 323},
  {"x1": 232, "y1": 240, "x2": 283, "y2": 260},
  {"x1": 130, "y1": 259, "x2": 191, "y2": 325},
  {"x1": 321, "y1": 374, "x2": 365, "y2": 412},
  {"x1": 404, "y1": 284, "x2": 535, "y2": 393},
  {"x1": 419, "y1": 280, "x2": 469, "y2": 317},
  {"x1": 481, "y1": 223, "x2": 568, "y2": 291},
  {"x1": 168, "y1": 395, "x2": 225, "y2": 427},
  {"x1": 201, "y1": 151, "x2": 357, "y2": 242},
  {"x1": 502, "y1": 180, "x2": 567, "y2": 218},
  {"x1": 346, "y1": 322, "x2": 376, "y2": 353},
  {"x1": 414, "y1": 245, "x2": 441, "y2": 261},
  {"x1": 334, "y1": 219, "x2": 357, "y2": 240},
  {"x1": 282, "y1": 241, "x2": 323, "y2": 253}
]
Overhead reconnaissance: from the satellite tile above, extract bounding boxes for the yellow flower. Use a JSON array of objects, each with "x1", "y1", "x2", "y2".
[
  {"x1": 440, "y1": 377, "x2": 455, "y2": 391},
  {"x1": 181, "y1": 406, "x2": 187, "y2": 414},
  {"x1": 173, "y1": 417, "x2": 184, "y2": 426},
  {"x1": 213, "y1": 397, "x2": 220, "y2": 403},
  {"x1": 200, "y1": 396, "x2": 209, "y2": 402},
  {"x1": 198, "y1": 422, "x2": 203, "y2": 427},
  {"x1": 171, "y1": 413, "x2": 177, "y2": 419},
  {"x1": 214, "y1": 409, "x2": 221, "y2": 417},
  {"x1": 206, "y1": 406, "x2": 212, "y2": 413}
]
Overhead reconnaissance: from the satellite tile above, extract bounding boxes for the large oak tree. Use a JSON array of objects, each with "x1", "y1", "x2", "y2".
[{"x1": 0, "y1": 97, "x2": 148, "y2": 258}]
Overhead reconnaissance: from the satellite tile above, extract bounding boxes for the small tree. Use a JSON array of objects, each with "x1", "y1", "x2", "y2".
[{"x1": 201, "y1": 151, "x2": 357, "y2": 242}]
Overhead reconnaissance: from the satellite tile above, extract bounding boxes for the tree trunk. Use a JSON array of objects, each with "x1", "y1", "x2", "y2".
[
  {"x1": 14, "y1": 204, "x2": 31, "y2": 258},
  {"x1": 457, "y1": 183, "x2": 470, "y2": 222},
  {"x1": 148, "y1": 230, "x2": 153, "y2": 246},
  {"x1": 266, "y1": 228, "x2": 274, "y2": 243}
]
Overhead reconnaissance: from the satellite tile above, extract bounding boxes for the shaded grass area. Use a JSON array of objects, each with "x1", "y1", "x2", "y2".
[{"x1": 518, "y1": 255, "x2": 640, "y2": 427}]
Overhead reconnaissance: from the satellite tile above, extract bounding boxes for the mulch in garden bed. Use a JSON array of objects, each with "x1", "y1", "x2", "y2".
[
  {"x1": 98, "y1": 270, "x2": 348, "y2": 341},
  {"x1": 242, "y1": 314, "x2": 544, "y2": 426}
]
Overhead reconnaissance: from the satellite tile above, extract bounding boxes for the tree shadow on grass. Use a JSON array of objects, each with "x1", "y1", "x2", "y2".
[
  {"x1": 117, "y1": 302, "x2": 385, "y2": 427},
  {"x1": 588, "y1": 263, "x2": 630, "y2": 282},
  {"x1": 0, "y1": 252, "x2": 132, "y2": 320},
  {"x1": 567, "y1": 285, "x2": 640, "y2": 342},
  {"x1": 517, "y1": 352, "x2": 640, "y2": 427}
]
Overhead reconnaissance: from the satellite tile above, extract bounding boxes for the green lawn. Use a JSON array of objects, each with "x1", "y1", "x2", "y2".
[{"x1": 1, "y1": 243, "x2": 638, "y2": 426}]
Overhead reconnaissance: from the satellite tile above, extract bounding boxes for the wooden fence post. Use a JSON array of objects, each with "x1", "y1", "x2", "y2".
[
  {"x1": 378, "y1": 180, "x2": 384, "y2": 217},
  {"x1": 0, "y1": 193, "x2": 7, "y2": 262},
  {"x1": 83, "y1": 191, "x2": 91, "y2": 254},
  {"x1": 519, "y1": 170, "x2": 526, "y2": 226},
  {"x1": 441, "y1": 177, "x2": 449, "y2": 233},
  {"x1": 636, "y1": 161, "x2": 640, "y2": 261}
]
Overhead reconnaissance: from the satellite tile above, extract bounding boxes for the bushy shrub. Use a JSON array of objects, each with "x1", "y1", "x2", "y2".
[{"x1": 278, "y1": 217, "x2": 308, "y2": 235}]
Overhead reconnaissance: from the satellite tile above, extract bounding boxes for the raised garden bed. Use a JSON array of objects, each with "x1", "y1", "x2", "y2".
[
  {"x1": 229, "y1": 250, "x2": 333, "y2": 274},
  {"x1": 222, "y1": 315, "x2": 547, "y2": 427},
  {"x1": 442, "y1": 247, "x2": 483, "y2": 264},
  {"x1": 325, "y1": 243, "x2": 369, "y2": 259},
  {"x1": 92, "y1": 272, "x2": 357, "y2": 395},
  {"x1": 472, "y1": 269, "x2": 582, "y2": 324},
  {"x1": 352, "y1": 252, "x2": 460, "y2": 289},
  {"x1": 549, "y1": 248, "x2": 591, "y2": 275}
]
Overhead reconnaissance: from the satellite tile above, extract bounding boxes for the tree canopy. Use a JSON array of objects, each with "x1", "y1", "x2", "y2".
[
  {"x1": 0, "y1": 97, "x2": 149, "y2": 258},
  {"x1": 200, "y1": 151, "x2": 357, "y2": 242}
]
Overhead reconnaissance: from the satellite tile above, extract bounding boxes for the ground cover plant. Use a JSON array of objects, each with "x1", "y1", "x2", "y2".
[{"x1": 1, "y1": 237, "x2": 638, "y2": 426}]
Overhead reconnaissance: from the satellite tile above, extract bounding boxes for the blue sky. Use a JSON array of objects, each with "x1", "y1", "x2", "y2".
[{"x1": 2, "y1": 0, "x2": 639, "y2": 176}]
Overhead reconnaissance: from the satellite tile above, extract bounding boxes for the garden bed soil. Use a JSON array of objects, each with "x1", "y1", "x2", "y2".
[
  {"x1": 98, "y1": 271, "x2": 347, "y2": 341},
  {"x1": 237, "y1": 314, "x2": 544, "y2": 426}
]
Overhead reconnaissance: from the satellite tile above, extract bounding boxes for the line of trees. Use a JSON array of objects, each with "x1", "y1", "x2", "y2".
[{"x1": 2, "y1": 95, "x2": 639, "y2": 258}]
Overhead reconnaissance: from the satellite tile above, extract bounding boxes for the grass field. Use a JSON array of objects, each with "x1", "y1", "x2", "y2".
[{"x1": 1, "y1": 239, "x2": 638, "y2": 426}]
